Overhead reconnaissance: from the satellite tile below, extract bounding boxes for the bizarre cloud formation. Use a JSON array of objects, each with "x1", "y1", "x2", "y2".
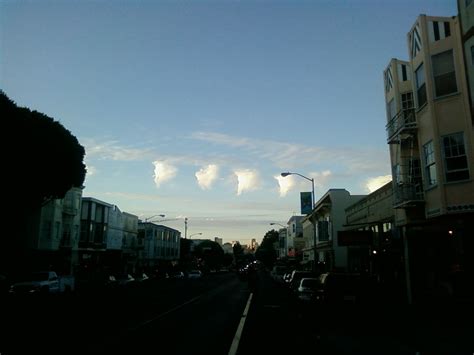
[
  {"x1": 153, "y1": 161, "x2": 178, "y2": 188},
  {"x1": 365, "y1": 175, "x2": 392, "y2": 193},
  {"x1": 234, "y1": 169, "x2": 260, "y2": 195},
  {"x1": 195, "y1": 164, "x2": 219, "y2": 190},
  {"x1": 275, "y1": 174, "x2": 295, "y2": 197}
]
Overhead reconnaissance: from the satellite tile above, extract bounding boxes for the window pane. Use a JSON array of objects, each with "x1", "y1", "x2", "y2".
[
  {"x1": 446, "y1": 156, "x2": 468, "y2": 171},
  {"x1": 432, "y1": 51, "x2": 457, "y2": 96},
  {"x1": 415, "y1": 64, "x2": 425, "y2": 88}
]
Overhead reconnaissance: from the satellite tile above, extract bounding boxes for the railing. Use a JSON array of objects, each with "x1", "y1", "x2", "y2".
[
  {"x1": 386, "y1": 108, "x2": 417, "y2": 143},
  {"x1": 393, "y1": 182, "x2": 424, "y2": 208}
]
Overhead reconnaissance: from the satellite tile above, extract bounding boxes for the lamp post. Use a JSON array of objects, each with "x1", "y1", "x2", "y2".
[
  {"x1": 189, "y1": 232, "x2": 202, "y2": 239},
  {"x1": 143, "y1": 214, "x2": 165, "y2": 223},
  {"x1": 270, "y1": 222, "x2": 286, "y2": 228},
  {"x1": 281, "y1": 171, "x2": 317, "y2": 272}
]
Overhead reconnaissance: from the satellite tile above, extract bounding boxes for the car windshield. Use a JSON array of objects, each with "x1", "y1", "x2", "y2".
[
  {"x1": 29, "y1": 273, "x2": 50, "y2": 282},
  {"x1": 301, "y1": 278, "x2": 319, "y2": 288}
]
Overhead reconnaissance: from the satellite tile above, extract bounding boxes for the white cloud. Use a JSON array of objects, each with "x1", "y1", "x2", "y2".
[
  {"x1": 153, "y1": 161, "x2": 178, "y2": 188},
  {"x1": 275, "y1": 174, "x2": 295, "y2": 197},
  {"x1": 310, "y1": 170, "x2": 333, "y2": 189},
  {"x1": 365, "y1": 175, "x2": 392, "y2": 193},
  {"x1": 234, "y1": 169, "x2": 260, "y2": 195},
  {"x1": 85, "y1": 165, "x2": 97, "y2": 177},
  {"x1": 195, "y1": 164, "x2": 219, "y2": 190}
]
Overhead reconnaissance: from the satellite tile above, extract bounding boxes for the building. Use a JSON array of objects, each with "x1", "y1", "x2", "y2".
[
  {"x1": 307, "y1": 189, "x2": 365, "y2": 271},
  {"x1": 25, "y1": 187, "x2": 83, "y2": 274},
  {"x1": 214, "y1": 237, "x2": 223, "y2": 246},
  {"x1": 286, "y1": 215, "x2": 304, "y2": 259},
  {"x1": 137, "y1": 222, "x2": 181, "y2": 271},
  {"x1": 343, "y1": 182, "x2": 406, "y2": 301},
  {"x1": 383, "y1": 11, "x2": 474, "y2": 302},
  {"x1": 458, "y1": 0, "x2": 474, "y2": 116}
]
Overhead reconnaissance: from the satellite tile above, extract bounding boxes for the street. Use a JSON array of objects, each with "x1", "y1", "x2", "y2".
[{"x1": 1, "y1": 270, "x2": 473, "y2": 355}]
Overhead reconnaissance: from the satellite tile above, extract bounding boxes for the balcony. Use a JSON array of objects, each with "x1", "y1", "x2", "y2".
[
  {"x1": 393, "y1": 182, "x2": 424, "y2": 208},
  {"x1": 386, "y1": 108, "x2": 417, "y2": 144}
]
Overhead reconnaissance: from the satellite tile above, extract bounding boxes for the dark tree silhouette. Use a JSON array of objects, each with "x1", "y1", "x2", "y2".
[
  {"x1": 255, "y1": 229, "x2": 279, "y2": 268},
  {"x1": 1, "y1": 91, "x2": 86, "y2": 209},
  {"x1": 194, "y1": 240, "x2": 224, "y2": 271},
  {"x1": 1, "y1": 91, "x2": 86, "y2": 273}
]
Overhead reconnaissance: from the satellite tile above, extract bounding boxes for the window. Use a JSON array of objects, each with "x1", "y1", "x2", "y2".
[
  {"x1": 432, "y1": 50, "x2": 457, "y2": 97},
  {"x1": 423, "y1": 141, "x2": 437, "y2": 187},
  {"x1": 317, "y1": 221, "x2": 329, "y2": 242},
  {"x1": 415, "y1": 64, "x2": 427, "y2": 107},
  {"x1": 443, "y1": 133, "x2": 470, "y2": 182},
  {"x1": 401, "y1": 92, "x2": 414, "y2": 110},
  {"x1": 387, "y1": 98, "x2": 396, "y2": 121}
]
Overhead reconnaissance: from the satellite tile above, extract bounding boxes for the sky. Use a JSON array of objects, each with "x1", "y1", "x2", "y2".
[{"x1": 1, "y1": 0, "x2": 458, "y2": 245}]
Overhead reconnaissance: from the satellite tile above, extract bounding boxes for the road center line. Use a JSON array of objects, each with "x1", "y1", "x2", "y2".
[
  {"x1": 228, "y1": 292, "x2": 253, "y2": 355},
  {"x1": 129, "y1": 294, "x2": 203, "y2": 331}
]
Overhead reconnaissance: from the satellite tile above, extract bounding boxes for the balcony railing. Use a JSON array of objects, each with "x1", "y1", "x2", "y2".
[
  {"x1": 386, "y1": 108, "x2": 417, "y2": 144},
  {"x1": 393, "y1": 182, "x2": 424, "y2": 208}
]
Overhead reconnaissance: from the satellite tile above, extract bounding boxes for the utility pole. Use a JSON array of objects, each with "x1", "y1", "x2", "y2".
[{"x1": 185, "y1": 217, "x2": 188, "y2": 239}]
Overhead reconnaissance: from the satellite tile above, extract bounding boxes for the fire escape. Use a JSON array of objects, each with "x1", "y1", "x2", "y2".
[{"x1": 386, "y1": 106, "x2": 424, "y2": 208}]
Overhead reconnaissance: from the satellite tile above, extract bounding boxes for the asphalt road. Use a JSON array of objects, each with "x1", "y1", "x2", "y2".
[
  {"x1": 1, "y1": 270, "x2": 473, "y2": 355},
  {"x1": 0, "y1": 272, "x2": 249, "y2": 355}
]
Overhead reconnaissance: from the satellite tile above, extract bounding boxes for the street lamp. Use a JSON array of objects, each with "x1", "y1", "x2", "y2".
[
  {"x1": 189, "y1": 232, "x2": 203, "y2": 239},
  {"x1": 143, "y1": 214, "x2": 165, "y2": 222},
  {"x1": 270, "y1": 222, "x2": 287, "y2": 228},
  {"x1": 280, "y1": 171, "x2": 317, "y2": 272}
]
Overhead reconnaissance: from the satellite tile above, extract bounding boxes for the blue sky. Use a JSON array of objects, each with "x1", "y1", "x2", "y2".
[{"x1": 1, "y1": 0, "x2": 457, "y2": 244}]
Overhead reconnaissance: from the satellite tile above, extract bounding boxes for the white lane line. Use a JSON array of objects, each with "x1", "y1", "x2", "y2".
[
  {"x1": 128, "y1": 294, "x2": 203, "y2": 331},
  {"x1": 228, "y1": 293, "x2": 253, "y2": 355}
]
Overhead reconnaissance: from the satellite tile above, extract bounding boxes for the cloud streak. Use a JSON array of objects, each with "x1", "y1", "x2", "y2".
[
  {"x1": 190, "y1": 131, "x2": 389, "y2": 174},
  {"x1": 83, "y1": 139, "x2": 153, "y2": 161}
]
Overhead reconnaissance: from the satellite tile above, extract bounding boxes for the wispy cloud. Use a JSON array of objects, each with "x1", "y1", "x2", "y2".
[
  {"x1": 83, "y1": 139, "x2": 153, "y2": 161},
  {"x1": 195, "y1": 164, "x2": 219, "y2": 190},
  {"x1": 190, "y1": 131, "x2": 389, "y2": 174},
  {"x1": 153, "y1": 161, "x2": 178, "y2": 188},
  {"x1": 365, "y1": 175, "x2": 392, "y2": 193},
  {"x1": 234, "y1": 169, "x2": 261, "y2": 195}
]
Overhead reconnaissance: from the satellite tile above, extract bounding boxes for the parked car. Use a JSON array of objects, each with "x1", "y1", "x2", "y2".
[
  {"x1": 288, "y1": 270, "x2": 319, "y2": 291},
  {"x1": 315, "y1": 272, "x2": 368, "y2": 304},
  {"x1": 296, "y1": 277, "x2": 321, "y2": 302},
  {"x1": 187, "y1": 270, "x2": 203, "y2": 279},
  {"x1": 134, "y1": 272, "x2": 150, "y2": 283},
  {"x1": 168, "y1": 271, "x2": 185, "y2": 279},
  {"x1": 116, "y1": 274, "x2": 135, "y2": 287},
  {"x1": 9, "y1": 271, "x2": 75, "y2": 294}
]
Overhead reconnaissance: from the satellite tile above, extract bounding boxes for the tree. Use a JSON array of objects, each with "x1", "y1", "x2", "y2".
[
  {"x1": 1, "y1": 91, "x2": 86, "y2": 210},
  {"x1": 1, "y1": 91, "x2": 86, "y2": 272},
  {"x1": 255, "y1": 229, "x2": 279, "y2": 268},
  {"x1": 193, "y1": 240, "x2": 224, "y2": 271}
]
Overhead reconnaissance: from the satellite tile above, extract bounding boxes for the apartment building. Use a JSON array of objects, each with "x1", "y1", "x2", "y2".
[
  {"x1": 25, "y1": 187, "x2": 83, "y2": 274},
  {"x1": 384, "y1": 12, "x2": 474, "y2": 302},
  {"x1": 137, "y1": 222, "x2": 181, "y2": 271},
  {"x1": 286, "y1": 215, "x2": 304, "y2": 258},
  {"x1": 307, "y1": 189, "x2": 365, "y2": 271},
  {"x1": 78, "y1": 197, "x2": 139, "y2": 274}
]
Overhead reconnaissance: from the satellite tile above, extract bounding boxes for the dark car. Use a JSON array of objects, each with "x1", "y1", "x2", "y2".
[{"x1": 316, "y1": 272, "x2": 371, "y2": 304}]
